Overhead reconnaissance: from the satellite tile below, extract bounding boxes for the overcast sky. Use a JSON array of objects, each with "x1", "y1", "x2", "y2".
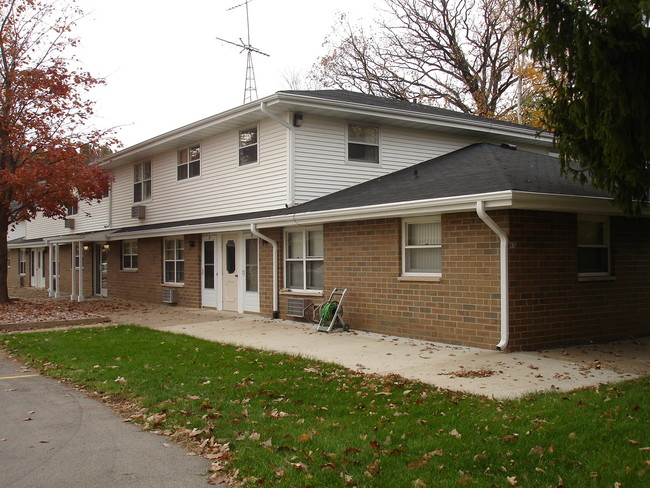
[{"x1": 73, "y1": 0, "x2": 377, "y2": 148}]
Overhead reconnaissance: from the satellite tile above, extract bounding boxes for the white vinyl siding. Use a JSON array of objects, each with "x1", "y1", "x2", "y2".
[
  {"x1": 111, "y1": 118, "x2": 288, "y2": 228},
  {"x1": 293, "y1": 116, "x2": 472, "y2": 205}
]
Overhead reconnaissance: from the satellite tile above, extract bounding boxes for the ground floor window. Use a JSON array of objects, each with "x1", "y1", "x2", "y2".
[
  {"x1": 402, "y1": 216, "x2": 442, "y2": 276},
  {"x1": 122, "y1": 240, "x2": 138, "y2": 270},
  {"x1": 164, "y1": 238, "x2": 184, "y2": 283},
  {"x1": 19, "y1": 249, "x2": 26, "y2": 275},
  {"x1": 285, "y1": 228, "x2": 323, "y2": 291},
  {"x1": 245, "y1": 238, "x2": 258, "y2": 292},
  {"x1": 577, "y1": 215, "x2": 610, "y2": 275}
]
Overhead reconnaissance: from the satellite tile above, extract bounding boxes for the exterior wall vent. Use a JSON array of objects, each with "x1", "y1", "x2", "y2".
[
  {"x1": 131, "y1": 206, "x2": 146, "y2": 219},
  {"x1": 64, "y1": 218, "x2": 75, "y2": 229},
  {"x1": 162, "y1": 289, "x2": 177, "y2": 304},
  {"x1": 287, "y1": 297, "x2": 307, "y2": 317}
]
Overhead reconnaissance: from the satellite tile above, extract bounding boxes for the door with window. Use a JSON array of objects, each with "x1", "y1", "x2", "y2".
[
  {"x1": 243, "y1": 237, "x2": 259, "y2": 312},
  {"x1": 222, "y1": 234, "x2": 239, "y2": 312},
  {"x1": 201, "y1": 235, "x2": 219, "y2": 308},
  {"x1": 30, "y1": 249, "x2": 45, "y2": 288},
  {"x1": 94, "y1": 244, "x2": 108, "y2": 297}
]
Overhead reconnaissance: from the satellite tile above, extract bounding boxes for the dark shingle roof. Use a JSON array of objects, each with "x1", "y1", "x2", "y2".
[
  {"x1": 280, "y1": 143, "x2": 611, "y2": 214},
  {"x1": 278, "y1": 90, "x2": 543, "y2": 132}
]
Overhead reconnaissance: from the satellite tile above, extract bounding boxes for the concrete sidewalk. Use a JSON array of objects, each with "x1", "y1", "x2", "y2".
[
  {"x1": 152, "y1": 314, "x2": 650, "y2": 399},
  {"x1": 0, "y1": 351, "x2": 212, "y2": 488}
]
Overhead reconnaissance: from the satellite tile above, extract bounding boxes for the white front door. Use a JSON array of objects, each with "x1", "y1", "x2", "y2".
[
  {"x1": 30, "y1": 249, "x2": 45, "y2": 288},
  {"x1": 222, "y1": 234, "x2": 239, "y2": 312},
  {"x1": 201, "y1": 235, "x2": 219, "y2": 308},
  {"x1": 94, "y1": 244, "x2": 108, "y2": 297}
]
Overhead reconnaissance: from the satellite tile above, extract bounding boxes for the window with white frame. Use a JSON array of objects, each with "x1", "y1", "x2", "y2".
[
  {"x1": 402, "y1": 217, "x2": 442, "y2": 276},
  {"x1": 577, "y1": 215, "x2": 610, "y2": 275},
  {"x1": 285, "y1": 228, "x2": 324, "y2": 291},
  {"x1": 66, "y1": 203, "x2": 78, "y2": 216},
  {"x1": 348, "y1": 123, "x2": 380, "y2": 164},
  {"x1": 19, "y1": 249, "x2": 26, "y2": 275},
  {"x1": 133, "y1": 161, "x2": 151, "y2": 202},
  {"x1": 122, "y1": 240, "x2": 138, "y2": 270},
  {"x1": 239, "y1": 127, "x2": 258, "y2": 166},
  {"x1": 164, "y1": 238, "x2": 184, "y2": 283},
  {"x1": 177, "y1": 144, "x2": 201, "y2": 180}
]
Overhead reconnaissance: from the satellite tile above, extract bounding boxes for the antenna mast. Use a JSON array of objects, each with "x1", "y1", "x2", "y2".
[{"x1": 216, "y1": 0, "x2": 269, "y2": 104}]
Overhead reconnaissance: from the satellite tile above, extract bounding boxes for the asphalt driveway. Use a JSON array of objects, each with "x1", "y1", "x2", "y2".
[{"x1": 0, "y1": 350, "x2": 213, "y2": 488}]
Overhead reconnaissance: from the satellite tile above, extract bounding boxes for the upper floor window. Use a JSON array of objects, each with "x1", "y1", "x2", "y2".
[
  {"x1": 177, "y1": 144, "x2": 201, "y2": 180},
  {"x1": 285, "y1": 228, "x2": 324, "y2": 291},
  {"x1": 133, "y1": 161, "x2": 151, "y2": 202},
  {"x1": 66, "y1": 203, "x2": 78, "y2": 216},
  {"x1": 348, "y1": 123, "x2": 379, "y2": 164},
  {"x1": 239, "y1": 127, "x2": 258, "y2": 166},
  {"x1": 577, "y1": 215, "x2": 610, "y2": 275},
  {"x1": 402, "y1": 217, "x2": 442, "y2": 276}
]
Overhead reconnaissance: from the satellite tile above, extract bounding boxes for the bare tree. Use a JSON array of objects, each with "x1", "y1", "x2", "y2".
[{"x1": 313, "y1": 0, "x2": 522, "y2": 119}]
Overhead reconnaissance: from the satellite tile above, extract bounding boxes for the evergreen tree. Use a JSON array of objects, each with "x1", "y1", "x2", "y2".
[{"x1": 522, "y1": 0, "x2": 650, "y2": 216}]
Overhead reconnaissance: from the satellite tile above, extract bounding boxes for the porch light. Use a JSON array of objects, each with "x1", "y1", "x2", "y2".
[
  {"x1": 83, "y1": 245, "x2": 90, "y2": 251},
  {"x1": 103, "y1": 244, "x2": 110, "y2": 250}
]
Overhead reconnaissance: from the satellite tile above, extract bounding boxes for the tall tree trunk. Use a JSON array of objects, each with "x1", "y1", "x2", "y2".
[{"x1": 0, "y1": 207, "x2": 10, "y2": 303}]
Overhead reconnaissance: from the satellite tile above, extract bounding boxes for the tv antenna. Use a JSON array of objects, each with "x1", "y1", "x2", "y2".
[{"x1": 216, "y1": 0, "x2": 269, "y2": 104}]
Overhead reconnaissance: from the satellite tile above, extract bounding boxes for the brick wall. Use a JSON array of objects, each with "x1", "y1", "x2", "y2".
[
  {"x1": 271, "y1": 213, "x2": 503, "y2": 350},
  {"x1": 508, "y1": 211, "x2": 650, "y2": 350},
  {"x1": 108, "y1": 235, "x2": 202, "y2": 308}
]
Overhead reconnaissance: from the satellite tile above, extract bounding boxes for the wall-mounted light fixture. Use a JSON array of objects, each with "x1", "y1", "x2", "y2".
[
  {"x1": 189, "y1": 240, "x2": 195, "y2": 249},
  {"x1": 293, "y1": 112, "x2": 303, "y2": 127},
  {"x1": 103, "y1": 244, "x2": 110, "y2": 251},
  {"x1": 83, "y1": 245, "x2": 90, "y2": 251}
]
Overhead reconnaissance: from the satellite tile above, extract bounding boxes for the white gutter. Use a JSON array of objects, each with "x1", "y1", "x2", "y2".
[
  {"x1": 260, "y1": 101, "x2": 295, "y2": 207},
  {"x1": 250, "y1": 223, "x2": 279, "y2": 318},
  {"x1": 476, "y1": 201, "x2": 509, "y2": 351}
]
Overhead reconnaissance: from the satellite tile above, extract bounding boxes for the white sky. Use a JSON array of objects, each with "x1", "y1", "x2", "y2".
[{"x1": 73, "y1": 0, "x2": 377, "y2": 148}]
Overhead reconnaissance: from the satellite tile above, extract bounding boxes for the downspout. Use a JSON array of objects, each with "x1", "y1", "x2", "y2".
[
  {"x1": 260, "y1": 101, "x2": 295, "y2": 207},
  {"x1": 476, "y1": 201, "x2": 509, "y2": 351},
  {"x1": 250, "y1": 223, "x2": 279, "y2": 319}
]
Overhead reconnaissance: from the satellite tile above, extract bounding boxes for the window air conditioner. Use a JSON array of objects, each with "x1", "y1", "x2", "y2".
[
  {"x1": 131, "y1": 206, "x2": 146, "y2": 219},
  {"x1": 64, "y1": 219, "x2": 75, "y2": 229},
  {"x1": 162, "y1": 289, "x2": 177, "y2": 304}
]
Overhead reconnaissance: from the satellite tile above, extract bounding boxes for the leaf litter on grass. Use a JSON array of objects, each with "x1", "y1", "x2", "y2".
[{"x1": 3, "y1": 325, "x2": 649, "y2": 488}]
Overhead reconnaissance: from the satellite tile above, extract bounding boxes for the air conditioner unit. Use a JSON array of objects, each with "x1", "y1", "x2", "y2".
[
  {"x1": 64, "y1": 219, "x2": 75, "y2": 229},
  {"x1": 131, "y1": 206, "x2": 146, "y2": 219},
  {"x1": 287, "y1": 297, "x2": 308, "y2": 318},
  {"x1": 162, "y1": 289, "x2": 177, "y2": 304}
]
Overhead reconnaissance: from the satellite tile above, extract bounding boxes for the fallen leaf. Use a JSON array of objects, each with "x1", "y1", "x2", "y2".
[
  {"x1": 449, "y1": 429, "x2": 462, "y2": 438},
  {"x1": 261, "y1": 438, "x2": 273, "y2": 448},
  {"x1": 507, "y1": 476, "x2": 518, "y2": 486}
]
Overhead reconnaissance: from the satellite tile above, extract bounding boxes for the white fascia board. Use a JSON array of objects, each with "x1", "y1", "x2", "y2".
[
  {"x1": 45, "y1": 231, "x2": 116, "y2": 245},
  {"x1": 509, "y1": 191, "x2": 625, "y2": 216},
  {"x1": 271, "y1": 93, "x2": 554, "y2": 145}
]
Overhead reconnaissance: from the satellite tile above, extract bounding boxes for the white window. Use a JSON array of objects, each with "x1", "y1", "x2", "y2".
[
  {"x1": 239, "y1": 127, "x2": 258, "y2": 166},
  {"x1": 348, "y1": 123, "x2": 379, "y2": 164},
  {"x1": 133, "y1": 161, "x2": 151, "y2": 202},
  {"x1": 19, "y1": 249, "x2": 26, "y2": 275},
  {"x1": 577, "y1": 215, "x2": 610, "y2": 275},
  {"x1": 177, "y1": 144, "x2": 201, "y2": 180},
  {"x1": 122, "y1": 240, "x2": 138, "y2": 270},
  {"x1": 285, "y1": 228, "x2": 324, "y2": 291},
  {"x1": 402, "y1": 217, "x2": 442, "y2": 276},
  {"x1": 164, "y1": 238, "x2": 184, "y2": 283},
  {"x1": 66, "y1": 203, "x2": 78, "y2": 216}
]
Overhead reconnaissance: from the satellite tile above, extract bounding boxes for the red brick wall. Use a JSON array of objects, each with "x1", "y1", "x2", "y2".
[
  {"x1": 108, "y1": 235, "x2": 202, "y2": 308},
  {"x1": 508, "y1": 211, "x2": 650, "y2": 350}
]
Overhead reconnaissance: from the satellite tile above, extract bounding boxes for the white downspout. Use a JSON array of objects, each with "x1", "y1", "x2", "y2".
[
  {"x1": 260, "y1": 101, "x2": 295, "y2": 207},
  {"x1": 250, "y1": 223, "x2": 279, "y2": 318},
  {"x1": 476, "y1": 201, "x2": 509, "y2": 351}
]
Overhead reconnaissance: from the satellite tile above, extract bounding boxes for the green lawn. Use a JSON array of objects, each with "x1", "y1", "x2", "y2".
[{"x1": 3, "y1": 325, "x2": 649, "y2": 487}]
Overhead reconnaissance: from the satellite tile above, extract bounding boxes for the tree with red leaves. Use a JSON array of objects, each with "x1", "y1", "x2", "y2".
[{"x1": 0, "y1": 0, "x2": 115, "y2": 303}]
